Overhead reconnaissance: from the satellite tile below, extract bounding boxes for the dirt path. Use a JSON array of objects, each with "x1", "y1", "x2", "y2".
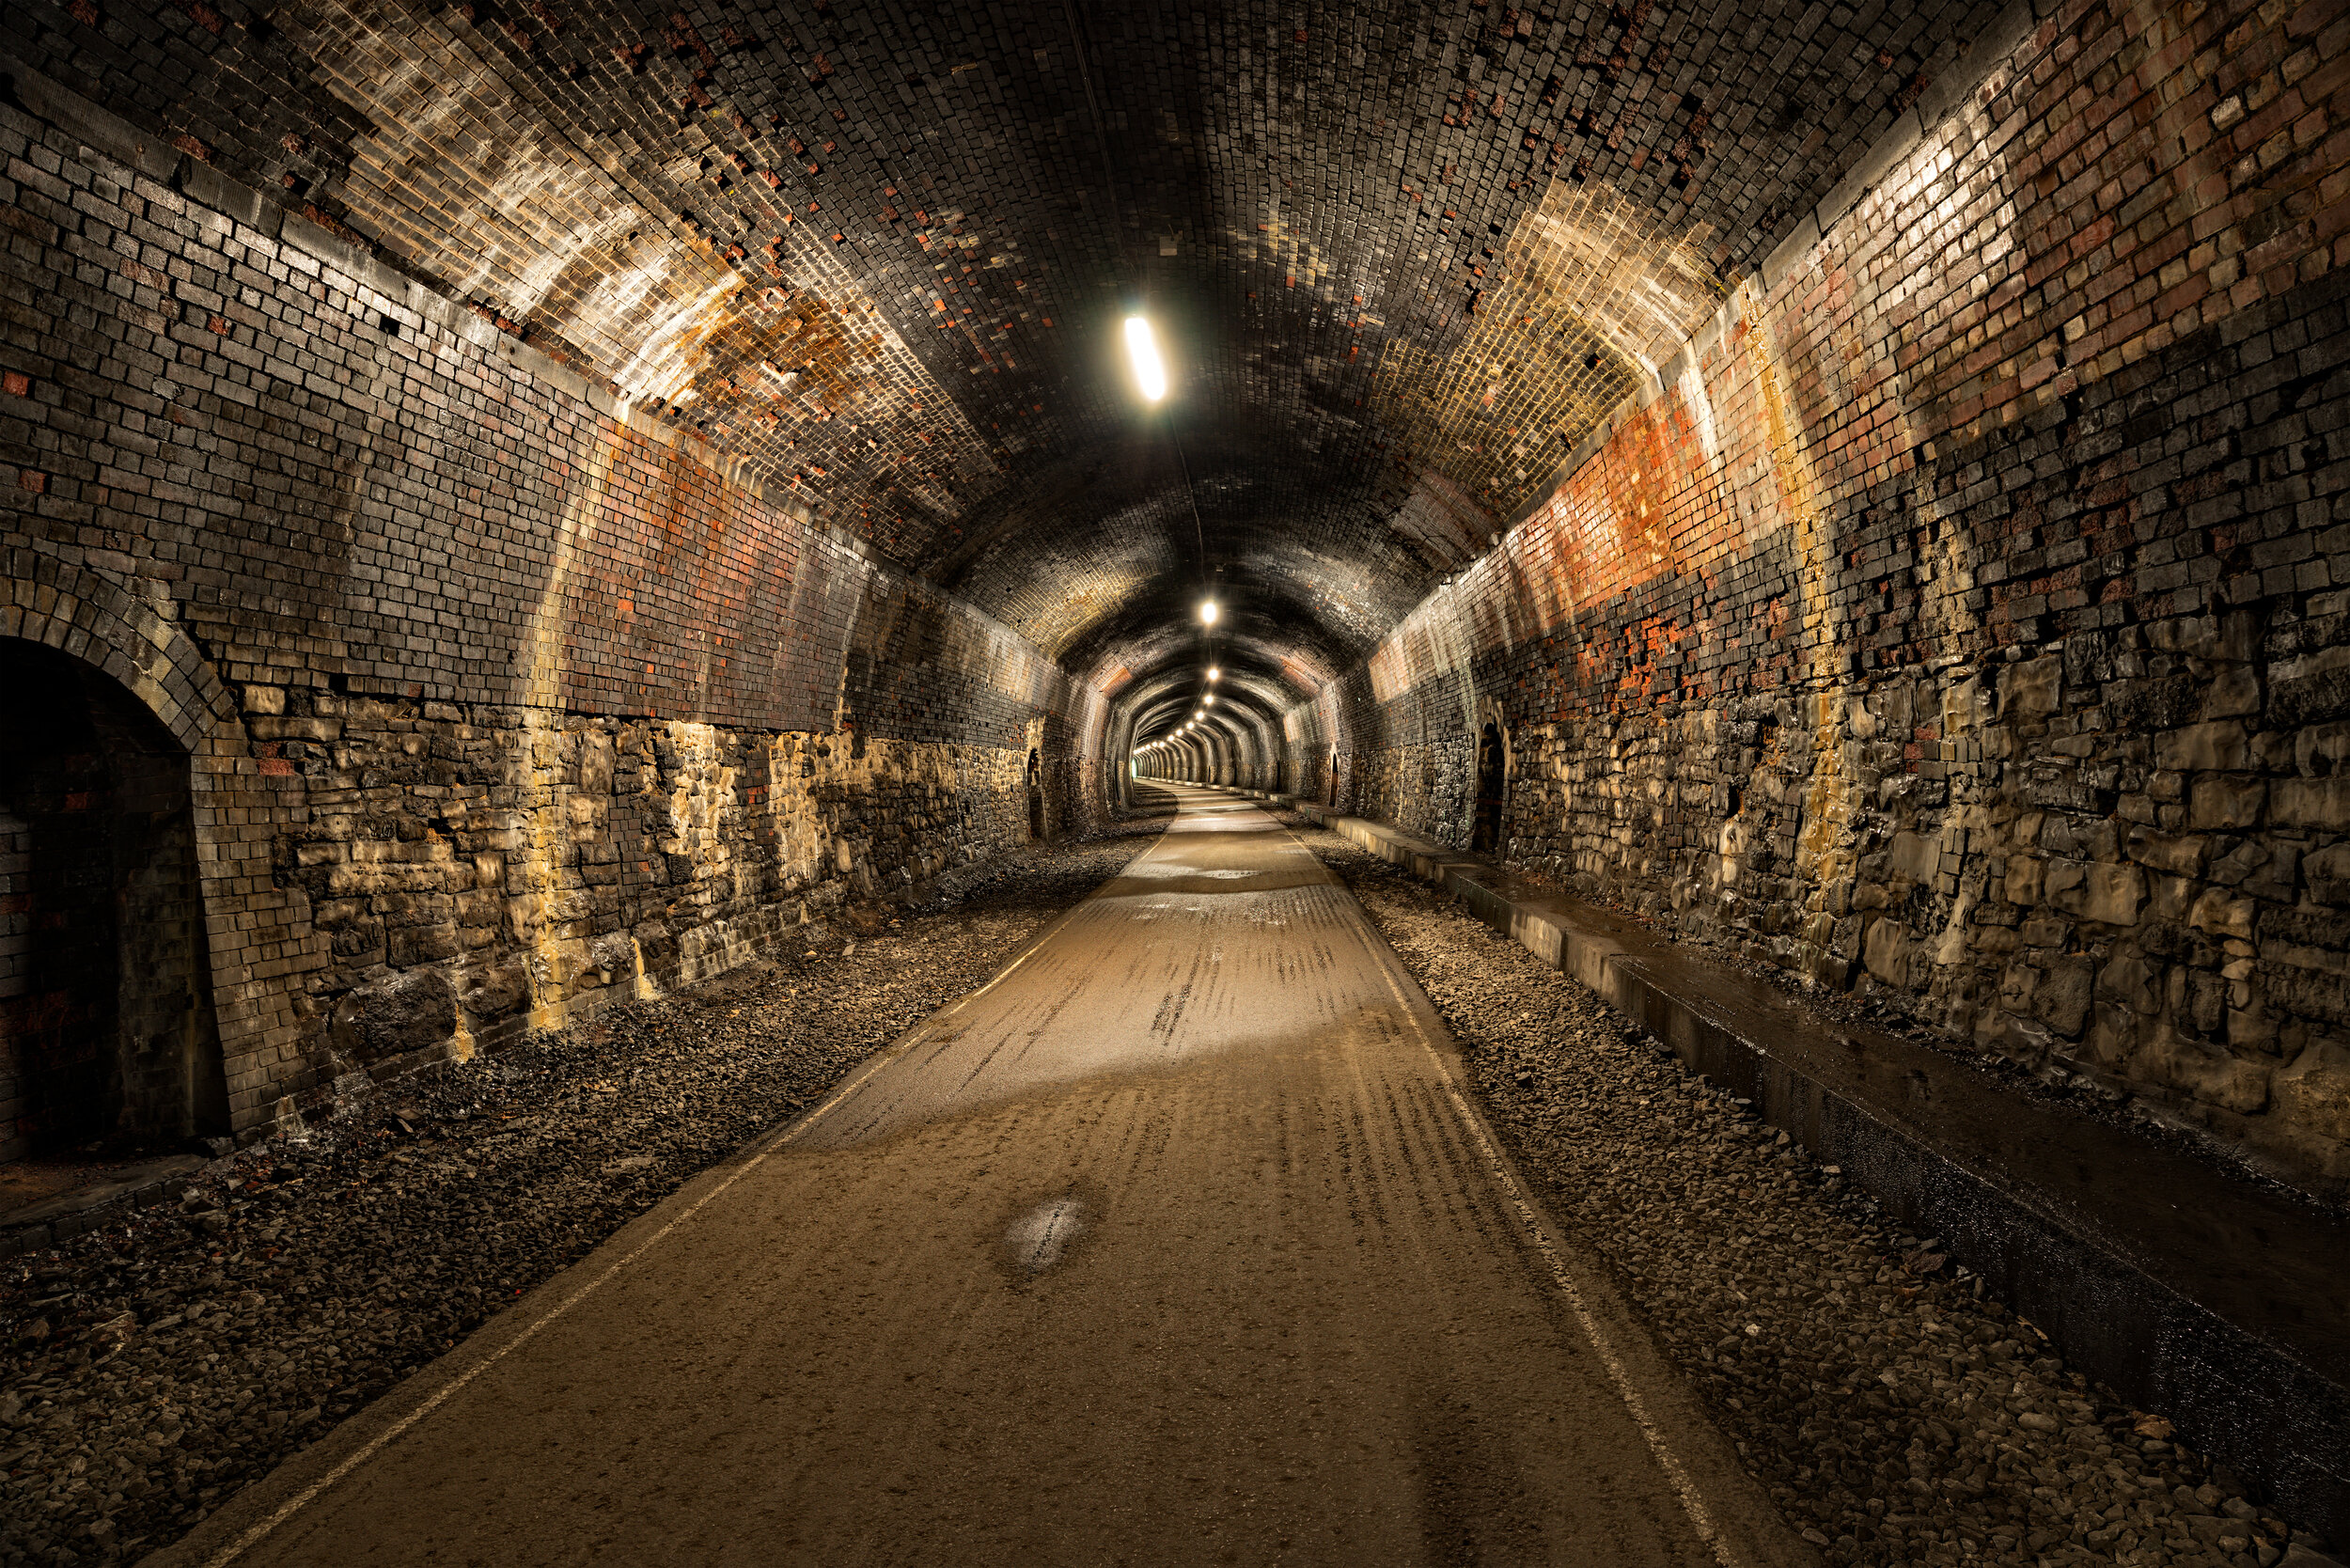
[{"x1": 147, "y1": 787, "x2": 1807, "y2": 1568}]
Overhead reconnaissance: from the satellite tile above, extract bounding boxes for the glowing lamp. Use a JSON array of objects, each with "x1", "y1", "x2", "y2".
[
  {"x1": 1198, "y1": 599, "x2": 1219, "y2": 626},
  {"x1": 1125, "y1": 316, "x2": 1167, "y2": 401}
]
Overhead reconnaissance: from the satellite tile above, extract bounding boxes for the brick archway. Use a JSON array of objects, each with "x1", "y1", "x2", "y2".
[
  {"x1": 0, "y1": 557, "x2": 229, "y2": 752},
  {"x1": 1, "y1": 558, "x2": 325, "y2": 1141}
]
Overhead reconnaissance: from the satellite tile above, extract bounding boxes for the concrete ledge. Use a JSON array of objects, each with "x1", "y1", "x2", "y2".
[
  {"x1": 1915, "y1": 0, "x2": 2043, "y2": 132},
  {"x1": 1216, "y1": 786, "x2": 2350, "y2": 1543},
  {"x1": 1759, "y1": 211, "x2": 1821, "y2": 294},
  {"x1": 0, "y1": 1154, "x2": 211, "y2": 1261},
  {"x1": 4, "y1": 61, "x2": 179, "y2": 180},
  {"x1": 178, "y1": 158, "x2": 272, "y2": 234}
]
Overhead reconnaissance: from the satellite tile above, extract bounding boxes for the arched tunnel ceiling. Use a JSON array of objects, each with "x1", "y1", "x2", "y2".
[
  {"x1": 13, "y1": 0, "x2": 2016, "y2": 734},
  {"x1": 1124, "y1": 661, "x2": 1288, "y2": 747}
]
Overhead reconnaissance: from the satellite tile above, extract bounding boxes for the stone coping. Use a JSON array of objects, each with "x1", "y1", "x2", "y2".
[
  {"x1": 0, "y1": 1154, "x2": 214, "y2": 1259},
  {"x1": 1212, "y1": 785, "x2": 2350, "y2": 1544}
]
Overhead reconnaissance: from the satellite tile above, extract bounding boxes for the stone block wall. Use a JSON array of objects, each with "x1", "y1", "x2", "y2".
[
  {"x1": 276, "y1": 699, "x2": 1050, "y2": 1097},
  {"x1": 1278, "y1": 0, "x2": 2350, "y2": 1192},
  {"x1": 0, "y1": 75, "x2": 1111, "y2": 1145}
]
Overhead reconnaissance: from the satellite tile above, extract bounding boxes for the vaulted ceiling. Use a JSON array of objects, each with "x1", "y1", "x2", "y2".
[{"x1": 11, "y1": 0, "x2": 2012, "y2": 749}]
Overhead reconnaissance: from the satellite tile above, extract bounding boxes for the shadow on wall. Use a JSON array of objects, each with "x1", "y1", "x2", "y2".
[{"x1": 0, "y1": 639, "x2": 228, "y2": 1164}]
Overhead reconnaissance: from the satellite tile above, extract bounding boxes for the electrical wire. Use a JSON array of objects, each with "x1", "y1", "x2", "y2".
[
  {"x1": 1063, "y1": 0, "x2": 1217, "y2": 737},
  {"x1": 1060, "y1": 0, "x2": 1126, "y2": 276},
  {"x1": 1166, "y1": 410, "x2": 1214, "y2": 605}
]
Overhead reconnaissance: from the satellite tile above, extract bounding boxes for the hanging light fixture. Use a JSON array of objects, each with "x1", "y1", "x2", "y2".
[
  {"x1": 1125, "y1": 316, "x2": 1167, "y2": 401},
  {"x1": 1198, "y1": 599, "x2": 1218, "y2": 626}
]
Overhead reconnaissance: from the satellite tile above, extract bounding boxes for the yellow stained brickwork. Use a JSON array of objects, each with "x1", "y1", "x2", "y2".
[{"x1": 1374, "y1": 180, "x2": 1725, "y2": 520}]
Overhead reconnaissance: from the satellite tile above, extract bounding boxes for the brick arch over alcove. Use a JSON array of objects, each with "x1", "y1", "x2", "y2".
[
  {"x1": 0, "y1": 556, "x2": 231, "y2": 751},
  {"x1": 0, "y1": 554, "x2": 327, "y2": 1137}
]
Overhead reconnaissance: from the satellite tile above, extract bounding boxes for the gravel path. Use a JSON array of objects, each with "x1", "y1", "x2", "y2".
[
  {"x1": 1284, "y1": 818, "x2": 2341, "y2": 1568},
  {"x1": 0, "y1": 823, "x2": 1164, "y2": 1568}
]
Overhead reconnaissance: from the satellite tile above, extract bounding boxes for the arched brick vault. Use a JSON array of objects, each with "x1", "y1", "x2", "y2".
[
  {"x1": 8, "y1": 0, "x2": 2350, "y2": 1192},
  {"x1": 0, "y1": 556, "x2": 231, "y2": 753},
  {"x1": 2, "y1": 0, "x2": 2014, "y2": 727}
]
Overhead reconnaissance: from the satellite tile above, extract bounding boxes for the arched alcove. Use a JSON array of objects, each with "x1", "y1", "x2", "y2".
[
  {"x1": 1472, "y1": 723, "x2": 1507, "y2": 854},
  {"x1": 0, "y1": 638, "x2": 228, "y2": 1160}
]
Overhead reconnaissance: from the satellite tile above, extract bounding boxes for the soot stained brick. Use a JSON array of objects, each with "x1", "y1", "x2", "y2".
[
  {"x1": 5, "y1": 0, "x2": 2007, "y2": 717},
  {"x1": 0, "y1": 79, "x2": 1109, "y2": 1138}
]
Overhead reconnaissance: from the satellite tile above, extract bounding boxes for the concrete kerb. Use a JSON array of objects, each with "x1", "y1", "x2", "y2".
[
  {"x1": 1214, "y1": 785, "x2": 2350, "y2": 1547},
  {"x1": 0, "y1": 1156, "x2": 215, "y2": 1261}
]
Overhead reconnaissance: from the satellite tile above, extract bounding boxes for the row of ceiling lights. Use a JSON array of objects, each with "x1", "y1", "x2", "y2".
[
  {"x1": 1125, "y1": 313, "x2": 1231, "y2": 759},
  {"x1": 1134, "y1": 656, "x2": 1221, "y2": 756}
]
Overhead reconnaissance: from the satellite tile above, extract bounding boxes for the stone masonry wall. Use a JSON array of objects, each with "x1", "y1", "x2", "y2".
[
  {"x1": 0, "y1": 73, "x2": 1110, "y2": 1144},
  {"x1": 1279, "y1": 0, "x2": 2350, "y2": 1193},
  {"x1": 279, "y1": 701, "x2": 1053, "y2": 1097}
]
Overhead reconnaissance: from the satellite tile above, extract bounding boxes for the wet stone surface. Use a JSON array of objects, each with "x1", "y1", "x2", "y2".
[
  {"x1": 1290, "y1": 819, "x2": 2343, "y2": 1568},
  {"x1": 0, "y1": 825, "x2": 1161, "y2": 1567}
]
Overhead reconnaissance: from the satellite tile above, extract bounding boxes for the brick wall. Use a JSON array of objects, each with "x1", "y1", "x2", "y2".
[
  {"x1": 1281, "y1": 0, "x2": 2350, "y2": 1193},
  {"x1": 0, "y1": 74, "x2": 1110, "y2": 1144}
]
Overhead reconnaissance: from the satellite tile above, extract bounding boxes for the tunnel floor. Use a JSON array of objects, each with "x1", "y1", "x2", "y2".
[
  {"x1": 142, "y1": 785, "x2": 1800, "y2": 1567},
  {"x1": 2, "y1": 792, "x2": 2326, "y2": 1568}
]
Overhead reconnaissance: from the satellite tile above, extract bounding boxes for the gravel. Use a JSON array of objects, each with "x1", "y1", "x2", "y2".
[
  {"x1": 0, "y1": 822, "x2": 1164, "y2": 1567},
  {"x1": 1286, "y1": 819, "x2": 2342, "y2": 1568}
]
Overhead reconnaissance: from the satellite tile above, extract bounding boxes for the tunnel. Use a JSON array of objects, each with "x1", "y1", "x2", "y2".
[{"x1": 1, "y1": 0, "x2": 2347, "y2": 1562}]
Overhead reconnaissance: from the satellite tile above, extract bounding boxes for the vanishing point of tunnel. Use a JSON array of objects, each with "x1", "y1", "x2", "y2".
[{"x1": 1, "y1": 0, "x2": 2348, "y2": 1563}]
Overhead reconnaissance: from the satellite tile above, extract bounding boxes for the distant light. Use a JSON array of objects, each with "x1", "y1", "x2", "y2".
[
  {"x1": 1198, "y1": 599, "x2": 1218, "y2": 626},
  {"x1": 1203, "y1": 693, "x2": 1215, "y2": 706},
  {"x1": 1125, "y1": 316, "x2": 1167, "y2": 401},
  {"x1": 1207, "y1": 666, "x2": 1220, "y2": 681}
]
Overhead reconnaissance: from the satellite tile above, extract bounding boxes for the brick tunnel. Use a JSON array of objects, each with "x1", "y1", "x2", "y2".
[{"x1": 0, "y1": 0, "x2": 2347, "y2": 1563}]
